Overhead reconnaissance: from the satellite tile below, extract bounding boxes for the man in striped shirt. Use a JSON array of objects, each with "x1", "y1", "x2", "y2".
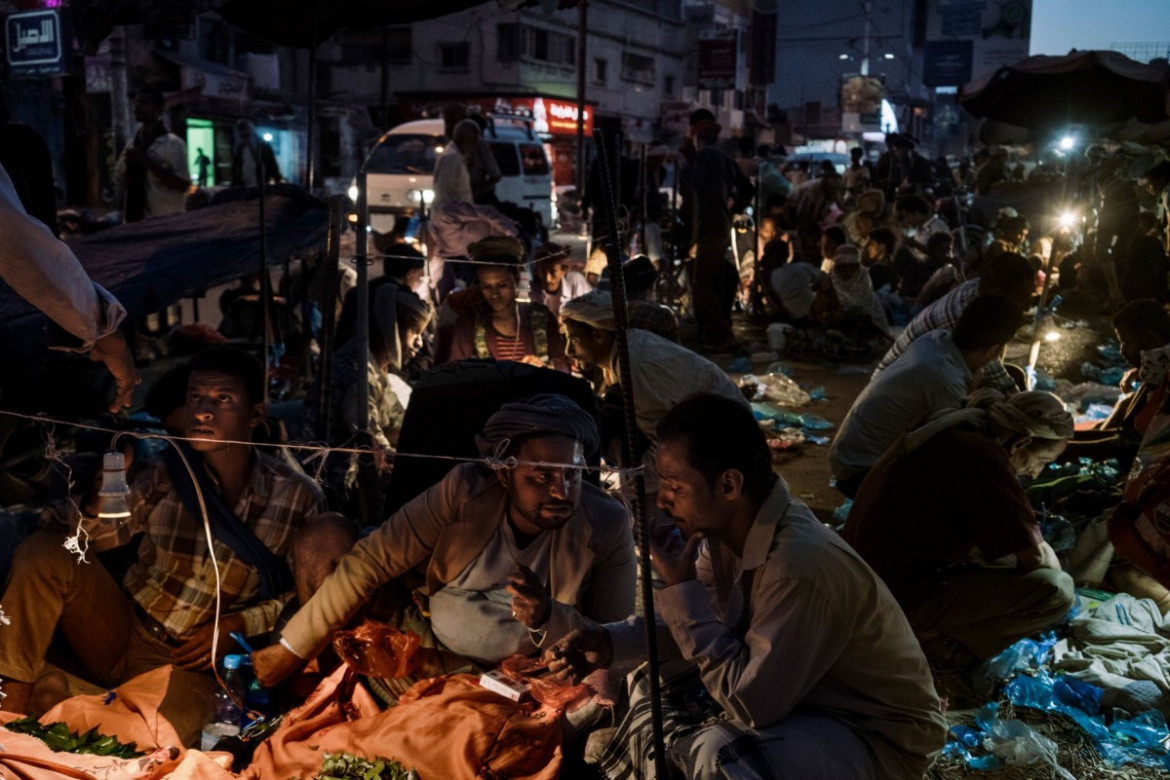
[
  {"x1": 0, "y1": 347, "x2": 326, "y2": 720},
  {"x1": 875, "y1": 252, "x2": 1035, "y2": 393}
]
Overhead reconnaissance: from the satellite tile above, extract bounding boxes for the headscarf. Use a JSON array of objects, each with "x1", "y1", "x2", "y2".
[
  {"x1": 468, "y1": 235, "x2": 525, "y2": 266},
  {"x1": 373, "y1": 282, "x2": 433, "y2": 371},
  {"x1": 476, "y1": 394, "x2": 600, "y2": 457},
  {"x1": 560, "y1": 290, "x2": 618, "y2": 331},
  {"x1": 900, "y1": 388, "x2": 1074, "y2": 457},
  {"x1": 830, "y1": 246, "x2": 886, "y2": 329}
]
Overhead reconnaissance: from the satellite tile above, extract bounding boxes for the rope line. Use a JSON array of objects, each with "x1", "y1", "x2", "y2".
[{"x1": 0, "y1": 408, "x2": 641, "y2": 476}]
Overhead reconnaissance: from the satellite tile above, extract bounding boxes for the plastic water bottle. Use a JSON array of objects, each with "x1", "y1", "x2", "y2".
[
  {"x1": 239, "y1": 655, "x2": 271, "y2": 728},
  {"x1": 200, "y1": 656, "x2": 245, "y2": 751}
]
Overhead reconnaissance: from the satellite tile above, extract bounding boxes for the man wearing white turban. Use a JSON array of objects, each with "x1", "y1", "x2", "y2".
[
  {"x1": 844, "y1": 388, "x2": 1076, "y2": 667},
  {"x1": 253, "y1": 394, "x2": 635, "y2": 687}
]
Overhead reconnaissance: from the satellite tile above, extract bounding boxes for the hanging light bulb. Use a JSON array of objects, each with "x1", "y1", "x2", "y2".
[{"x1": 97, "y1": 451, "x2": 132, "y2": 522}]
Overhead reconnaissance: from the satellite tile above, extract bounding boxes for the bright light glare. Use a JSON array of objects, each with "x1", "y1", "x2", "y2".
[
  {"x1": 422, "y1": 189, "x2": 435, "y2": 205},
  {"x1": 838, "y1": 54, "x2": 850, "y2": 60},
  {"x1": 347, "y1": 185, "x2": 359, "y2": 201},
  {"x1": 883, "y1": 53, "x2": 895, "y2": 60},
  {"x1": 262, "y1": 132, "x2": 274, "y2": 142},
  {"x1": 1059, "y1": 136, "x2": 1075, "y2": 150},
  {"x1": 1045, "y1": 330, "x2": 1062, "y2": 342},
  {"x1": 1058, "y1": 211, "x2": 1077, "y2": 229},
  {"x1": 434, "y1": 146, "x2": 445, "y2": 154}
]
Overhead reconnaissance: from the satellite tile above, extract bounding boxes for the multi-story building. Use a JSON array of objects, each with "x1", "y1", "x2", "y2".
[{"x1": 2, "y1": 0, "x2": 776, "y2": 206}]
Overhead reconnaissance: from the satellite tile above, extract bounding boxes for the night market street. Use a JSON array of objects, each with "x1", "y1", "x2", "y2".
[{"x1": 3, "y1": 1, "x2": 1170, "y2": 779}]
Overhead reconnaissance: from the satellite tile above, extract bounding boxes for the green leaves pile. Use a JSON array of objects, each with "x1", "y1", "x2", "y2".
[
  {"x1": 311, "y1": 750, "x2": 417, "y2": 780},
  {"x1": 5, "y1": 717, "x2": 145, "y2": 758}
]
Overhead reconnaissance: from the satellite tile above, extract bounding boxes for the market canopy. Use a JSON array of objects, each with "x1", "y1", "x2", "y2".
[
  {"x1": 0, "y1": 187, "x2": 327, "y2": 360},
  {"x1": 959, "y1": 50, "x2": 1170, "y2": 130}
]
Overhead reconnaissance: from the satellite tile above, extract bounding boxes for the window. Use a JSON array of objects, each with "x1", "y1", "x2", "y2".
[
  {"x1": 593, "y1": 58, "x2": 608, "y2": 84},
  {"x1": 498, "y1": 23, "x2": 519, "y2": 62},
  {"x1": 337, "y1": 27, "x2": 412, "y2": 65},
  {"x1": 621, "y1": 52, "x2": 655, "y2": 86},
  {"x1": 365, "y1": 134, "x2": 444, "y2": 175},
  {"x1": 519, "y1": 143, "x2": 550, "y2": 176},
  {"x1": 533, "y1": 29, "x2": 549, "y2": 61},
  {"x1": 663, "y1": 74, "x2": 675, "y2": 96},
  {"x1": 200, "y1": 19, "x2": 230, "y2": 65},
  {"x1": 497, "y1": 24, "x2": 576, "y2": 66},
  {"x1": 489, "y1": 142, "x2": 520, "y2": 177},
  {"x1": 439, "y1": 42, "x2": 470, "y2": 71}
]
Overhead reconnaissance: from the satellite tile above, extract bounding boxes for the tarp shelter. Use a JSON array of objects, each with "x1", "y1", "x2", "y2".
[{"x1": 0, "y1": 186, "x2": 328, "y2": 360}]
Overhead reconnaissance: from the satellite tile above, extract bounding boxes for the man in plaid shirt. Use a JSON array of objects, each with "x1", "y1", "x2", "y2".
[
  {"x1": 875, "y1": 253, "x2": 1035, "y2": 393},
  {"x1": 0, "y1": 347, "x2": 326, "y2": 718}
]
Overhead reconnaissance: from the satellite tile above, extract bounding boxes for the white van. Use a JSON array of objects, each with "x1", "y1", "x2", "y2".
[{"x1": 355, "y1": 117, "x2": 554, "y2": 235}]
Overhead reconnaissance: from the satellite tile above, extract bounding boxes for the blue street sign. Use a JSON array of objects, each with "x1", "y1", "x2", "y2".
[{"x1": 5, "y1": 9, "x2": 65, "y2": 77}]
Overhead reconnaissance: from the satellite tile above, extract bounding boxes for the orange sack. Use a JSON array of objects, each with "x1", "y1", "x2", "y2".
[{"x1": 243, "y1": 665, "x2": 562, "y2": 780}]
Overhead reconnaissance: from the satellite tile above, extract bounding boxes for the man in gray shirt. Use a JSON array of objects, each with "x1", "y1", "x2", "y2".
[
  {"x1": 831, "y1": 295, "x2": 1023, "y2": 497},
  {"x1": 548, "y1": 394, "x2": 945, "y2": 779}
]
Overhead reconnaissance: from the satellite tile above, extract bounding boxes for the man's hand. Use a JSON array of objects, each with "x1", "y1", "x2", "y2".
[
  {"x1": 252, "y1": 642, "x2": 304, "y2": 688},
  {"x1": 519, "y1": 354, "x2": 547, "y2": 368},
  {"x1": 649, "y1": 525, "x2": 702, "y2": 587},
  {"x1": 506, "y1": 564, "x2": 551, "y2": 629},
  {"x1": 173, "y1": 613, "x2": 246, "y2": 671},
  {"x1": 89, "y1": 331, "x2": 140, "y2": 413},
  {"x1": 543, "y1": 626, "x2": 613, "y2": 684}
]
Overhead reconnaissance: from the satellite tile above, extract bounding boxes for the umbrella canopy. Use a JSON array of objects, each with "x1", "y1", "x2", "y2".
[{"x1": 960, "y1": 50, "x2": 1170, "y2": 129}]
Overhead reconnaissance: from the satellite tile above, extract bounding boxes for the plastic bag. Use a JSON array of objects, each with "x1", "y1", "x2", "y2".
[
  {"x1": 332, "y1": 621, "x2": 422, "y2": 679},
  {"x1": 498, "y1": 655, "x2": 593, "y2": 712},
  {"x1": 740, "y1": 373, "x2": 811, "y2": 406},
  {"x1": 973, "y1": 633, "x2": 1057, "y2": 697},
  {"x1": 985, "y1": 718, "x2": 1073, "y2": 779}
]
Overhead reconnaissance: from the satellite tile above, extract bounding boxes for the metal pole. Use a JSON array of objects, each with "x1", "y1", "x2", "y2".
[
  {"x1": 305, "y1": 7, "x2": 319, "y2": 190},
  {"x1": 639, "y1": 143, "x2": 647, "y2": 257},
  {"x1": 355, "y1": 171, "x2": 370, "y2": 444},
  {"x1": 594, "y1": 129, "x2": 667, "y2": 780},
  {"x1": 259, "y1": 143, "x2": 271, "y2": 405},
  {"x1": 316, "y1": 197, "x2": 344, "y2": 442},
  {"x1": 354, "y1": 170, "x2": 383, "y2": 522},
  {"x1": 575, "y1": 1, "x2": 588, "y2": 196},
  {"x1": 380, "y1": 26, "x2": 391, "y2": 128}
]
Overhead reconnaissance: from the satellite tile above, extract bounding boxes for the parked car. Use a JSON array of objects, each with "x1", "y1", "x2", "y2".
[{"x1": 353, "y1": 117, "x2": 554, "y2": 234}]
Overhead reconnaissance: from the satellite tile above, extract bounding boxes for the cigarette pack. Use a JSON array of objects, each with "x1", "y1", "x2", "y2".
[{"x1": 478, "y1": 669, "x2": 529, "y2": 701}]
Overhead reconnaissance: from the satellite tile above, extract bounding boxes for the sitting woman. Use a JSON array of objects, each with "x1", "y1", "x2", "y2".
[
  {"x1": 843, "y1": 388, "x2": 1076, "y2": 669},
  {"x1": 304, "y1": 281, "x2": 432, "y2": 506},
  {"x1": 445, "y1": 235, "x2": 568, "y2": 370},
  {"x1": 785, "y1": 245, "x2": 889, "y2": 360}
]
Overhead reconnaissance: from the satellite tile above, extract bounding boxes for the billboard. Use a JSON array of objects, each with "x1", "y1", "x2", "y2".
[
  {"x1": 5, "y1": 9, "x2": 66, "y2": 77},
  {"x1": 923, "y1": 39, "x2": 975, "y2": 86},
  {"x1": 925, "y1": 0, "x2": 1033, "y2": 83},
  {"x1": 698, "y1": 30, "x2": 739, "y2": 91}
]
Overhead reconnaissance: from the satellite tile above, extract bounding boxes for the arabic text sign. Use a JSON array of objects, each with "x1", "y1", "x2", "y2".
[{"x1": 5, "y1": 9, "x2": 65, "y2": 76}]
